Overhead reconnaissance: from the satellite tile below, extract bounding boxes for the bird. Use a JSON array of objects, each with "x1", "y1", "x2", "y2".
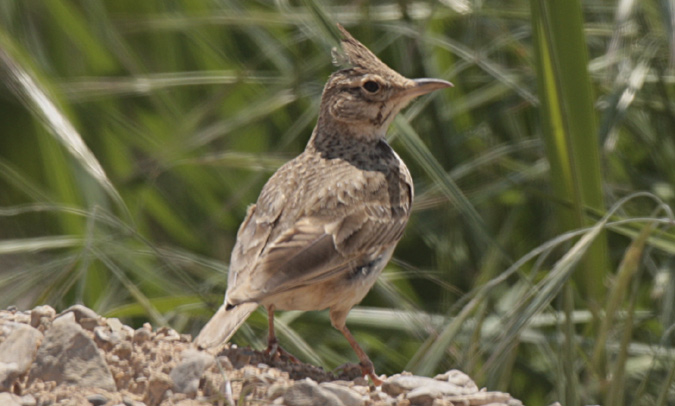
[{"x1": 194, "y1": 23, "x2": 452, "y2": 385}]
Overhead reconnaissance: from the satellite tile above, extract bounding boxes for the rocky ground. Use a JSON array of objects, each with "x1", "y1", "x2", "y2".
[{"x1": 0, "y1": 305, "x2": 527, "y2": 406}]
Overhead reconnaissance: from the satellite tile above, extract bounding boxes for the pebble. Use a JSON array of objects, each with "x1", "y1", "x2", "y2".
[
  {"x1": 60, "y1": 304, "x2": 99, "y2": 323},
  {"x1": 29, "y1": 305, "x2": 55, "y2": 331},
  {"x1": 87, "y1": 394, "x2": 109, "y2": 406},
  {"x1": 320, "y1": 382, "x2": 366, "y2": 406},
  {"x1": 283, "y1": 378, "x2": 343, "y2": 406},
  {"x1": 28, "y1": 312, "x2": 116, "y2": 391},
  {"x1": 133, "y1": 327, "x2": 152, "y2": 345},
  {"x1": 169, "y1": 349, "x2": 215, "y2": 395},
  {"x1": 0, "y1": 323, "x2": 43, "y2": 391}
]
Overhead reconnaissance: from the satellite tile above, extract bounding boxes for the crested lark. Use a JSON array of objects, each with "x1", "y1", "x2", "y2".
[{"x1": 195, "y1": 24, "x2": 452, "y2": 385}]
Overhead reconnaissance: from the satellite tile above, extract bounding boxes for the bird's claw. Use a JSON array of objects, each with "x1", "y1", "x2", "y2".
[{"x1": 264, "y1": 341, "x2": 300, "y2": 364}]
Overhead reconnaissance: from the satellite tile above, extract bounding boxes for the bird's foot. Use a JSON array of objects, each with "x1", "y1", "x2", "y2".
[
  {"x1": 334, "y1": 361, "x2": 384, "y2": 386},
  {"x1": 264, "y1": 340, "x2": 300, "y2": 364},
  {"x1": 360, "y1": 360, "x2": 384, "y2": 386}
]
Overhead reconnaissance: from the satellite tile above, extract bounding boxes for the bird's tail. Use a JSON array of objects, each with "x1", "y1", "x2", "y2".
[{"x1": 194, "y1": 302, "x2": 258, "y2": 348}]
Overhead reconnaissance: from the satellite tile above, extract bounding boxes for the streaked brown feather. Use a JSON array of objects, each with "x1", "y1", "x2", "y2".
[{"x1": 226, "y1": 142, "x2": 412, "y2": 306}]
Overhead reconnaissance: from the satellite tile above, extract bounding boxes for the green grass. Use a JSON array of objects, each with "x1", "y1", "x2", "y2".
[{"x1": 1, "y1": 1, "x2": 674, "y2": 405}]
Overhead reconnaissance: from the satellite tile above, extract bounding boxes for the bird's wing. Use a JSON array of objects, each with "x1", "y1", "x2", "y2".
[{"x1": 226, "y1": 166, "x2": 412, "y2": 304}]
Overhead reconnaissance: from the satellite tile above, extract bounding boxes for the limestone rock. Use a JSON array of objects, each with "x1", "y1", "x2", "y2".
[
  {"x1": 0, "y1": 323, "x2": 43, "y2": 390},
  {"x1": 0, "y1": 392, "x2": 23, "y2": 406},
  {"x1": 28, "y1": 312, "x2": 116, "y2": 391},
  {"x1": 319, "y1": 382, "x2": 365, "y2": 406},
  {"x1": 169, "y1": 349, "x2": 215, "y2": 395},
  {"x1": 283, "y1": 378, "x2": 343, "y2": 406},
  {"x1": 383, "y1": 373, "x2": 475, "y2": 397},
  {"x1": 143, "y1": 371, "x2": 172, "y2": 406},
  {"x1": 29, "y1": 305, "x2": 55, "y2": 331},
  {"x1": 60, "y1": 304, "x2": 99, "y2": 323}
]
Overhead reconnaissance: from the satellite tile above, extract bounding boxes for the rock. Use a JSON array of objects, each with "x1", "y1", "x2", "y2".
[
  {"x1": 94, "y1": 325, "x2": 119, "y2": 350},
  {"x1": 0, "y1": 362, "x2": 21, "y2": 391},
  {"x1": 0, "y1": 393, "x2": 35, "y2": 406},
  {"x1": 123, "y1": 397, "x2": 147, "y2": 406},
  {"x1": 113, "y1": 341, "x2": 133, "y2": 360},
  {"x1": 133, "y1": 326, "x2": 152, "y2": 345},
  {"x1": 169, "y1": 349, "x2": 214, "y2": 395},
  {"x1": 382, "y1": 374, "x2": 476, "y2": 398},
  {"x1": 16, "y1": 394, "x2": 36, "y2": 406},
  {"x1": 267, "y1": 382, "x2": 289, "y2": 400},
  {"x1": 319, "y1": 382, "x2": 365, "y2": 406},
  {"x1": 283, "y1": 378, "x2": 344, "y2": 406},
  {"x1": 107, "y1": 318, "x2": 124, "y2": 333},
  {"x1": 156, "y1": 327, "x2": 181, "y2": 342},
  {"x1": 406, "y1": 385, "x2": 442, "y2": 406},
  {"x1": 433, "y1": 369, "x2": 478, "y2": 391},
  {"x1": 144, "y1": 372, "x2": 172, "y2": 406},
  {"x1": 60, "y1": 304, "x2": 99, "y2": 324},
  {"x1": 28, "y1": 312, "x2": 116, "y2": 391},
  {"x1": 87, "y1": 394, "x2": 109, "y2": 406},
  {"x1": 29, "y1": 305, "x2": 55, "y2": 331},
  {"x1": 0, "y1": 323, "x2": 43, "y2": 390},
  {"x1": 0, "y1": 392, "x2": 23, "y2": 406}
]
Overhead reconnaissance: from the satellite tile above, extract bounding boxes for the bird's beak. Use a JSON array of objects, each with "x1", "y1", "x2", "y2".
[{"x1": 401, "y1": 78, "x2": 453, "y2": 100}]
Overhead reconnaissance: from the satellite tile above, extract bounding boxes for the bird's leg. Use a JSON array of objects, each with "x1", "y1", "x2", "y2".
[
  {"x1": 263, "y1": 305, "x2": 299, "y2": 363},
  {"x1": 336, "y1": 323, "x2": 383, "y2": 386}
]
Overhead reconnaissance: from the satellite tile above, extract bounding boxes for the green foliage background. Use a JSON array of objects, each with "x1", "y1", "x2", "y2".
[{"x1": 1, "y1": 1, "x2": 674, "y2": 405}]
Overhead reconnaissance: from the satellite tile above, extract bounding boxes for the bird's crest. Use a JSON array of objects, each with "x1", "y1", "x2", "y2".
[{"x1": 332, "y1": 24, "x2": 394, "y2": 75}]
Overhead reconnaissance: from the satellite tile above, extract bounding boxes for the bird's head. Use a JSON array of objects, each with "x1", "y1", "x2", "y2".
[{"x1": 316, "y1": 24, "x2": 452, "y2": 140}]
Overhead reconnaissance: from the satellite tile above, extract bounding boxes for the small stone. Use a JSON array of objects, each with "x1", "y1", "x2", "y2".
[
  {"x1": 29, "y1": 305, "x2": 55, "y2": 330},
  {"x1": 406, "y1": 386, "x2": 442, "y2": 406},
  {"x1": 87, "y1": 394, "x2": 109, "y2": 406},
  {"x1": 433, "y1": 370, "x2": 477, "y2": 391},
  {"x1": 352, "y1": 377, "x2": 368, "y2": 387},
  {"x1": 267, "y1": 383, "x2": 289, "y2": 400},
  {"x1": 0, "y1": 323, "x2": 43, "y2": 390},
  {"x1": 133, "y1": 327, "x2": 152, "y2": 345},
  {"x1": 283, "y1": 378, "x2": 342, "y2": 406},
  {"x1": 80, "y1": 318, "x2": 100, "y2": 331},
  {"x1": 144, "y1": 372, "x2": 172, "y2": 406},
  {"x1": 320, "y1": 382, "x2": 365, "y2": 406},
  {"x1": 169, "y1": 349, "x2": 215, "y2": 395},
  {"x1": 0, "y1": 392, "x2": 23, "y2": 406},
  {"x1": 17, "y1": 394, "x2": 36, "y2": 406},
  {"x1": 113, "y1": 341, "x2": 133, "y2": 360},
  {"x1": 107, "y1": 318, "x2": 124, "y2": 333},
  {"x1": 94, "y1": 326, "x2": 119, "y2": 351},
  {"x1": 156, "y1": 327, "x2": 181, "y2": 341},
  {"x1": 60, "y1": 304, "x2": 99, "y2": 323},
  {"x1": 370, "y1": 391, "x2": 394, "y2": 404},
  {"x1": 383, "y1": 374, "x2": 475, "y2": 398},
  {"x1": 0, "y1": 362, "x2": 21, "y2": 391},
  {"x1": 28, "y1": 312, "x2": 116, "y2": 391},
  {"x1": 123, "y1": 397, "x2": 147, "y2": 406}
]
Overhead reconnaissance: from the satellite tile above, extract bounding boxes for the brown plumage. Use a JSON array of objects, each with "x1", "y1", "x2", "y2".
[{"x1": 195, "y1": 24, "x2": 452, "y2": 385}]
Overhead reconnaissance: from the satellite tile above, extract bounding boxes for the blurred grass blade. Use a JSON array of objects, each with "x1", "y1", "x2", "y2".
[
  {"x1": 394, "y1": 116, "x2": 510, "y2": 262},
  {"x1": 591, "y1": 221, "x2": 656, "y2": 373},
  {"x1": 530, "y1": 0, "x2": 610, "y2": 305},
  {"x1": 489, "y1": 215, "x2": 608, "y2": 361},
  {"x1": 0, "y1": 236, "x2": 81, "y2": 254},
  {"x1": 0, "y1": 30, "x2": 129, "y2": 219}
]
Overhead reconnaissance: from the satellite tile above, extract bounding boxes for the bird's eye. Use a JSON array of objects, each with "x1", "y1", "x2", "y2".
[{"x1": 362, "y1": 80, "x2": 380, "y2": 93}]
